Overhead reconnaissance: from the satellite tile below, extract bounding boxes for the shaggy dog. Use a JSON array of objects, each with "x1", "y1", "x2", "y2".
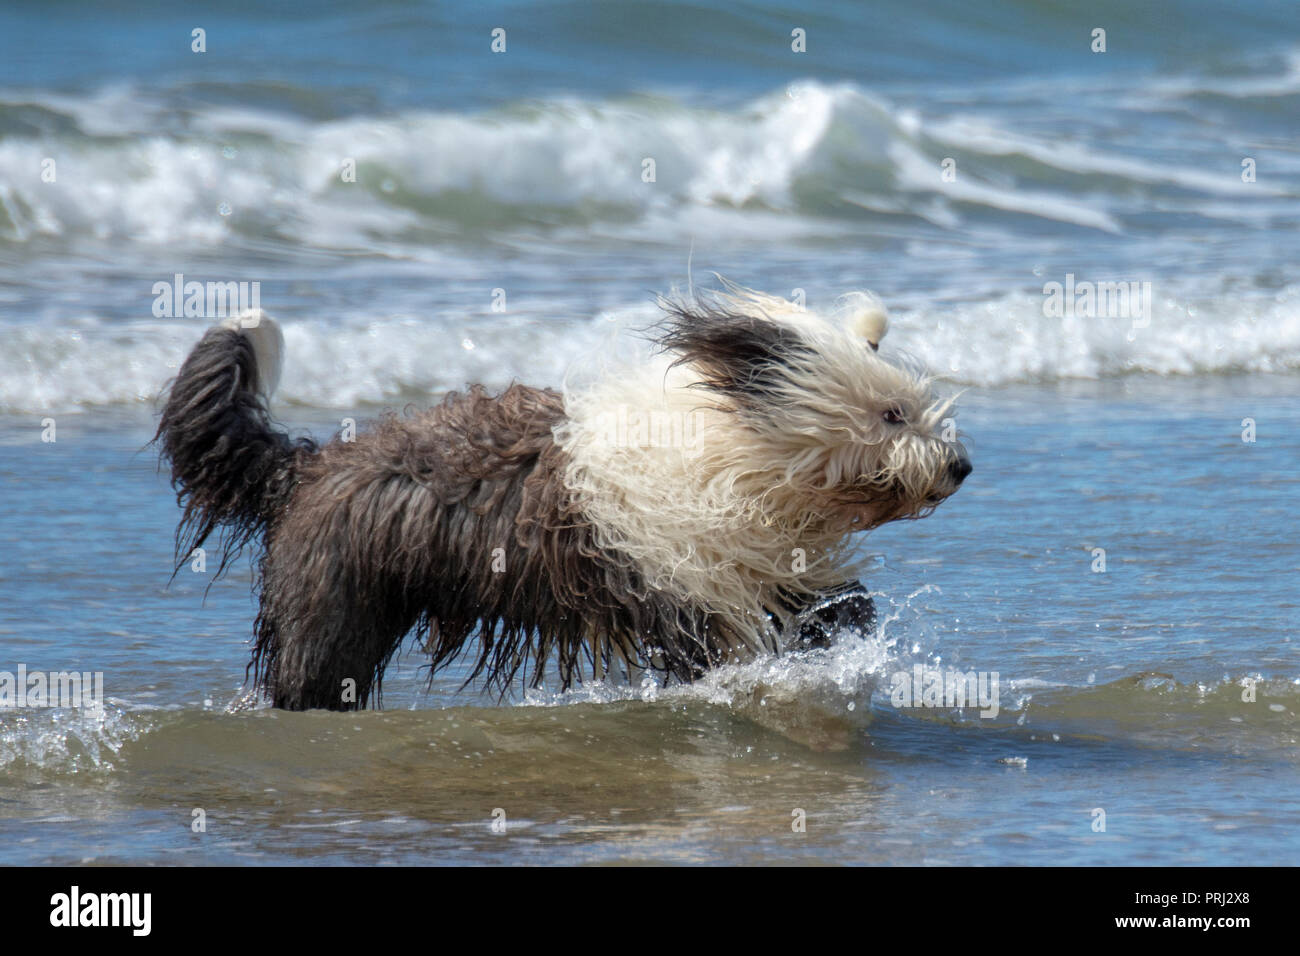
[{"x1": 155, "y1": 284, "x2": 970, "y2": 710}]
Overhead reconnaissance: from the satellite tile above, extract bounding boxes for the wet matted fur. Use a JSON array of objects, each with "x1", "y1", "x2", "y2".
[{"x1": 155, "y1": 288, "x2": 970, "y2": 710}]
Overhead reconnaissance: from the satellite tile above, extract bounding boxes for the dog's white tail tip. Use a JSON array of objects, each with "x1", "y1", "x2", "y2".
[{"x1": 219, "y1": 309, "x2": 284, "y2": 399}]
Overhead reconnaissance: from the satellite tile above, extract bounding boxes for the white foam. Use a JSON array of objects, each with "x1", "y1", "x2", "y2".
[
  {"x1": 0, "y1": 83, "x2": 855, "y2": 250},
  {"x1": 10, "y1": 78, "x2": 1277, "y2": 249},
  {"x1": 886, "y1": 285, "x2": 1300, "y2": 386},
  {"x1": 2, "y1": 79, "x2": 1298, "y2": 411},
  {"x1": 6, "y1": 280, "x2": 1299, "y2": 413},
  {"x1": 0, "y1": 704, "x2": 141, "y2": 774}
]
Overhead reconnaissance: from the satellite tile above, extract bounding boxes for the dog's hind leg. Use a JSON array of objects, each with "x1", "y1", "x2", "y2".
[{"x1": 251, "y1": 521, "x2": 418, "y2": 711}]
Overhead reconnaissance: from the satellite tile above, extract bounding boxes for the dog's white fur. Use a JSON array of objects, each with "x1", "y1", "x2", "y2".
[{"x1": 557, "y1": 283, "x2": 960, "y2": 657}]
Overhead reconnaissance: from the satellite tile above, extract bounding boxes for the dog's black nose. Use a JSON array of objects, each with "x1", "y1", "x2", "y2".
[{"x1": 948, "y1": 456, "x2": 972, "y2": 484}]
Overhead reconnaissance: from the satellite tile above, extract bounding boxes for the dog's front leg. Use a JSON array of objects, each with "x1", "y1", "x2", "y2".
[{"x1": 789, "y1": 582, "x2": 877, "y2": 649}]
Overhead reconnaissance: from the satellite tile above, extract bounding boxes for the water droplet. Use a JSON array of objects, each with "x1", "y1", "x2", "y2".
[
  {"x1": 217, "y1": 201, "x2": 232, "y2": 216},
  {"x1": 380, "y1": 178, "x2": 396, "y2": 193},
  {"x1": 222, "y1": 145, "x2": 237, "y2": 159}
]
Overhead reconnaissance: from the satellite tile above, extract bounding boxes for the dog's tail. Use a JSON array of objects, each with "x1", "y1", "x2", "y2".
[{"x1": 155, "y1": 310, "x2": 315, "y2": 575}]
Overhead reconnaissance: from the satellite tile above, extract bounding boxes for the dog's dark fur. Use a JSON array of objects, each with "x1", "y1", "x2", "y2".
[{"x1": 157, "y1": 323, "x2": 860, "y2": 710}]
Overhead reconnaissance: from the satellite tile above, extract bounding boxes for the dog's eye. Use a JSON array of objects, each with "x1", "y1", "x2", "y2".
[{"x1": 882, "y1": 407, "x2": 905, "y2": 425}]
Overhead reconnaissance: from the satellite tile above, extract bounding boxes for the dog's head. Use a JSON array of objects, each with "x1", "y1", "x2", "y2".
[{"x1": 657, "y1": 282, "x2": 970, "y2": 535}]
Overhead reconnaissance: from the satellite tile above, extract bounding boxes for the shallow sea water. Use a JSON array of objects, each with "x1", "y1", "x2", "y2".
[{"x1": 2, "y1": 376, "x2": 1295, "y2": 865}]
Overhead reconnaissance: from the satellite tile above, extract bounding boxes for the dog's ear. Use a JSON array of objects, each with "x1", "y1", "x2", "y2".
[{"x1": 656, "y1": 300, "x2": 811, "y2": 407}]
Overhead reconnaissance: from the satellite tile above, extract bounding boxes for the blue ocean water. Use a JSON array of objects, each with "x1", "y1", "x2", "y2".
[{"x1": 0, "y1": 0, "x2": 1297, "y2": 865}]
